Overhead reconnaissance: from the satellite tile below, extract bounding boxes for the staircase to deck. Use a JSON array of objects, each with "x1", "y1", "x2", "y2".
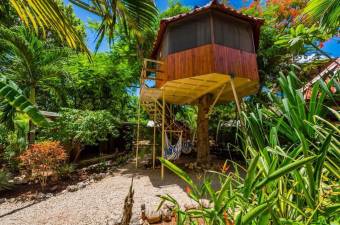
[{"x1": 139, "y1": 59, "x2": 189, "y2": 137}]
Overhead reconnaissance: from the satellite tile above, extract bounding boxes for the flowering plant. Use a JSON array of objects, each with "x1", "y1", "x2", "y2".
[{"x1": 20, "y1": 141, "x2": 67, "y2": 188}]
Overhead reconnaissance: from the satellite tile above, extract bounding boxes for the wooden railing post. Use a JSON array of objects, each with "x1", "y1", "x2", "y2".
[
  {"x1": 152, "y1": 100, "x2": 156, "y2": 169},
  {"x1": 161, "y1": 89, "x2": 165, "y2": 179}
]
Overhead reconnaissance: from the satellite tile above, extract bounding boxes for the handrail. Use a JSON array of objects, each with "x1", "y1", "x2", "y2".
[{"x1": 140, "y1": 58, "x2": 164, "y2": 84}]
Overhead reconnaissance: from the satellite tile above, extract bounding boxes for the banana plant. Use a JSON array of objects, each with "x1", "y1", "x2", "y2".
[{"x1": 0, "y1": 77, "x2": 49, "y2": 127}]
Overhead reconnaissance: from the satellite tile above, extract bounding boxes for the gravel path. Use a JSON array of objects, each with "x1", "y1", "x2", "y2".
[{"x1": 0, "y1": 162, "x2": 195, "y2": 225}]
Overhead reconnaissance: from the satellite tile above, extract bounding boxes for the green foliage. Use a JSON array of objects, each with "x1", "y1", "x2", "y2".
[
  {"x1": 303, "y1": 0, "x2": 340, "y2": 29},
  {"x1": 62, "y1": 52, "x2": 138, "y2": 119},
  {"x1": 275, "y1": 24, "x2": 333, "y2": 58},
  {"x1": 9, "y1": 0, "x2": 89, "y2": 55},
  {"x1": 159, "y1": 0, "x2": 190, "y2": 19},
  {"x1": 40, "y1": 108, "x2": 119, "y2": 147},
  {"x1": 0, "y1": 124, "x2": 8, "y2": 145},
  {"x1": 56, "y1": 163, "x2": 76, "y2": 179},
  {"x1": 69, "y1": 0, "x2": 158, "y2": 52},
  {"x1": 3, "y1": 131, "x2": 27, "y2": 172},
  {"x1": 0, "y1": 77, "x2": 49, "y2": 127},
  {"x1": 158, "y1": 71, "x2": 339, "y2": 224},
  {"x1": 243, "y1": 71, "x2": 339, "y2": 178},
  {"x1": 0, "y1": 25, "x2": 70, "y2": 106},
  {"x1": 0, "y1": 170, "x2": 12, "y2": 191}
]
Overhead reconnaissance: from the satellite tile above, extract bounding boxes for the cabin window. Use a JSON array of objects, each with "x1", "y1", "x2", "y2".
[
  {"x1": 167, "y1": 14, "x2": 211, "y2": 54},
  {"x1": 213, "y1": 13, "x2": 255, "y2": 53}
]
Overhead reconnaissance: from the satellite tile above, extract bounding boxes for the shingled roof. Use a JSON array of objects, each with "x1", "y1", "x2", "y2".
[{"x1": 151, "y1": 0, "x2": 264, "y2": 58}]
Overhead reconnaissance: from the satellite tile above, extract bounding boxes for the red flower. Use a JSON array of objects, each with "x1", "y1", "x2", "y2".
[
  {"x1": 185, "y1": 186, "x2": 191, "y2": 194},
  {"x1": 319, "y1": 42, "x2": 324, "y2": 48},
  {"x1": 221, "y1": 162, "x2": 230, "y2": 173}
]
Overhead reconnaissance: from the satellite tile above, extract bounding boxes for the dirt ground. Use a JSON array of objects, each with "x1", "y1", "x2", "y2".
[{"x1": 0, "y1": 159, "x2": 207, "y2": 225}]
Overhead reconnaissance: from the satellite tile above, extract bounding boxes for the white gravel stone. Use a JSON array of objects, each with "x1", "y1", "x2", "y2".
[{"x1": 0, "y1": 162, "x2": 194, "y2": 225}]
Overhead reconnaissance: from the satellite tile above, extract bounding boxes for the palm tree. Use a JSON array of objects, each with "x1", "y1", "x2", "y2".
[
  {"x1": 69, "y1": 0, "x2": 159, "y2": 51},
  {"x1": 303, "y1": 0, "x2": 339, "y2": 29},
  {"x1": 8, "y1": 0, "x2": 158, "y2": 53},
  {"x1": 0, "y1": 26, "x2": 69, "y2": 106},
  {"x1": 0, "y1": 26, "x2": 69, "y2": 139}
]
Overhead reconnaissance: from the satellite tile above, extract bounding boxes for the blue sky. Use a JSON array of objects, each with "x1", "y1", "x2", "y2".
[{"x1": 63, "y1": 0, "x2": 339, "y2": 56}]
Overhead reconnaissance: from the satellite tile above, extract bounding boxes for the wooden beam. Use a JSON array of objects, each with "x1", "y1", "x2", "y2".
[
  {"x1": 144, "y1": 58, "x2": 164, "y2": 64},
  {"x1": 230, "y1": 78, "x2": 242, "y2": 116},
  {"x1": 170, "y1": 80, "x2": 210, "y2": 88},
  {"x1": 153, "y1": 100, "x2": 156, "y2": 170},
  {"x1": 206, "y1": 83, "x2": 226, "y2": 118},
  {"x1": 188, "y1": 78, "x2": 229, "y2": 104},
  {"x1": 135, "y1": 96, "x2": 141, "y2": 168},
  {"x1": 189, "y1": 77, "x2": 218, "y2": 83}
]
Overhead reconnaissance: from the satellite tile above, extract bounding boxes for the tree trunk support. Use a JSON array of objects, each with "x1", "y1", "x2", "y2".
[{"x1": 197, "y1": 94, "x2": 213, "y2": 164}]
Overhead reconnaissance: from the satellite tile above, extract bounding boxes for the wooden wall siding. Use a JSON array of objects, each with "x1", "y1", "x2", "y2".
[
  {"x1": 156, "y1": 60, "x2": 167, "y2": 87},
  {"x1": 166, "y1": 44, "x2": 214, "y2": 82},
  {"x1": 156, "y1": 44, "x2": 259, "y2": 88},
  {"x1": 213, "y1": 44, "x2": 259, "y2": 81}
]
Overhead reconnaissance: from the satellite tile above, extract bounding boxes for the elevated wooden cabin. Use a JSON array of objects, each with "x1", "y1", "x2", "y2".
[
  {"x1": 137, "y1": 1, "x2": 264, "y2": 170},
  {"x1": 143, "y1": 0, "x2": 264, "y2": 104}
]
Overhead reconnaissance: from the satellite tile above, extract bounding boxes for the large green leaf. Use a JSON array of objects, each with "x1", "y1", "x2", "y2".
[
  {"x1": 159, "y1": 158, "x2": 200, "y2": 197},
  {"x1": 256, "y1": 156, "x2": 318, "y2": 189},
  {"x1": 0, "y1": 78, "x2": 49, "y2": 127}
]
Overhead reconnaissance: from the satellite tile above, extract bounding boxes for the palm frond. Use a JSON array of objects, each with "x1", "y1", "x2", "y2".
[
  {"x1": 9, "y1": 0, "x2": 90, "y2": 56},
  {"x1": 69, "y1": 0, "x2": 158, "y2": 51},
  {"x1": 303, "y1": 0, "x2": 340, "y2": 29}
]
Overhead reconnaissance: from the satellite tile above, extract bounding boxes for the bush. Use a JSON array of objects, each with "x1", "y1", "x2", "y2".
[
  {"x1": 3, "y1": 132, "x2": 27, "y2": 172},
  {"x1": 0, "y1": 170, "x2": 12, "y2": 191},
  {"x1": 38, "y1": 109, "x2": 119, "y2": 161},
  {"x1": 19, "y1": 141, "x2": 67, "y2": 188},
  {"x1": 56, "y1": 163, "x2": 76, "y2": 179},
  {"x1": 0, "y1": 124, "x2": 7, "y2": 146}
]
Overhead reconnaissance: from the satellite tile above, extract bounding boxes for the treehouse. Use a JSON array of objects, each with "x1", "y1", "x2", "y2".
[{"x1": 136, "y1": 0, "x2": 264, "y2": 178}]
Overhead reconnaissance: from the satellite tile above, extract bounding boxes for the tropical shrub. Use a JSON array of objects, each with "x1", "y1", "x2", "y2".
[
  {"x1": 0, "y1": 124, "x2": 7, "y2": 150},
  {"x1": 56, "y1": 163, "x2": 76, "y2": 179},
  {"x1": 0, "y1": 170, "x2": 12, "y2": 191},
  {"x1": 3, "y1": 131, "x2": 27, "y2": 172},
  {"x1": 158, "y1": 72, "x2": 339, "y2": 224},
  {"x1": 19, "y1": 141, "x2": 67, "y2": 188},
  {"x1": 39, "y1": 109, "x2": 119, "y2": 161}
]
